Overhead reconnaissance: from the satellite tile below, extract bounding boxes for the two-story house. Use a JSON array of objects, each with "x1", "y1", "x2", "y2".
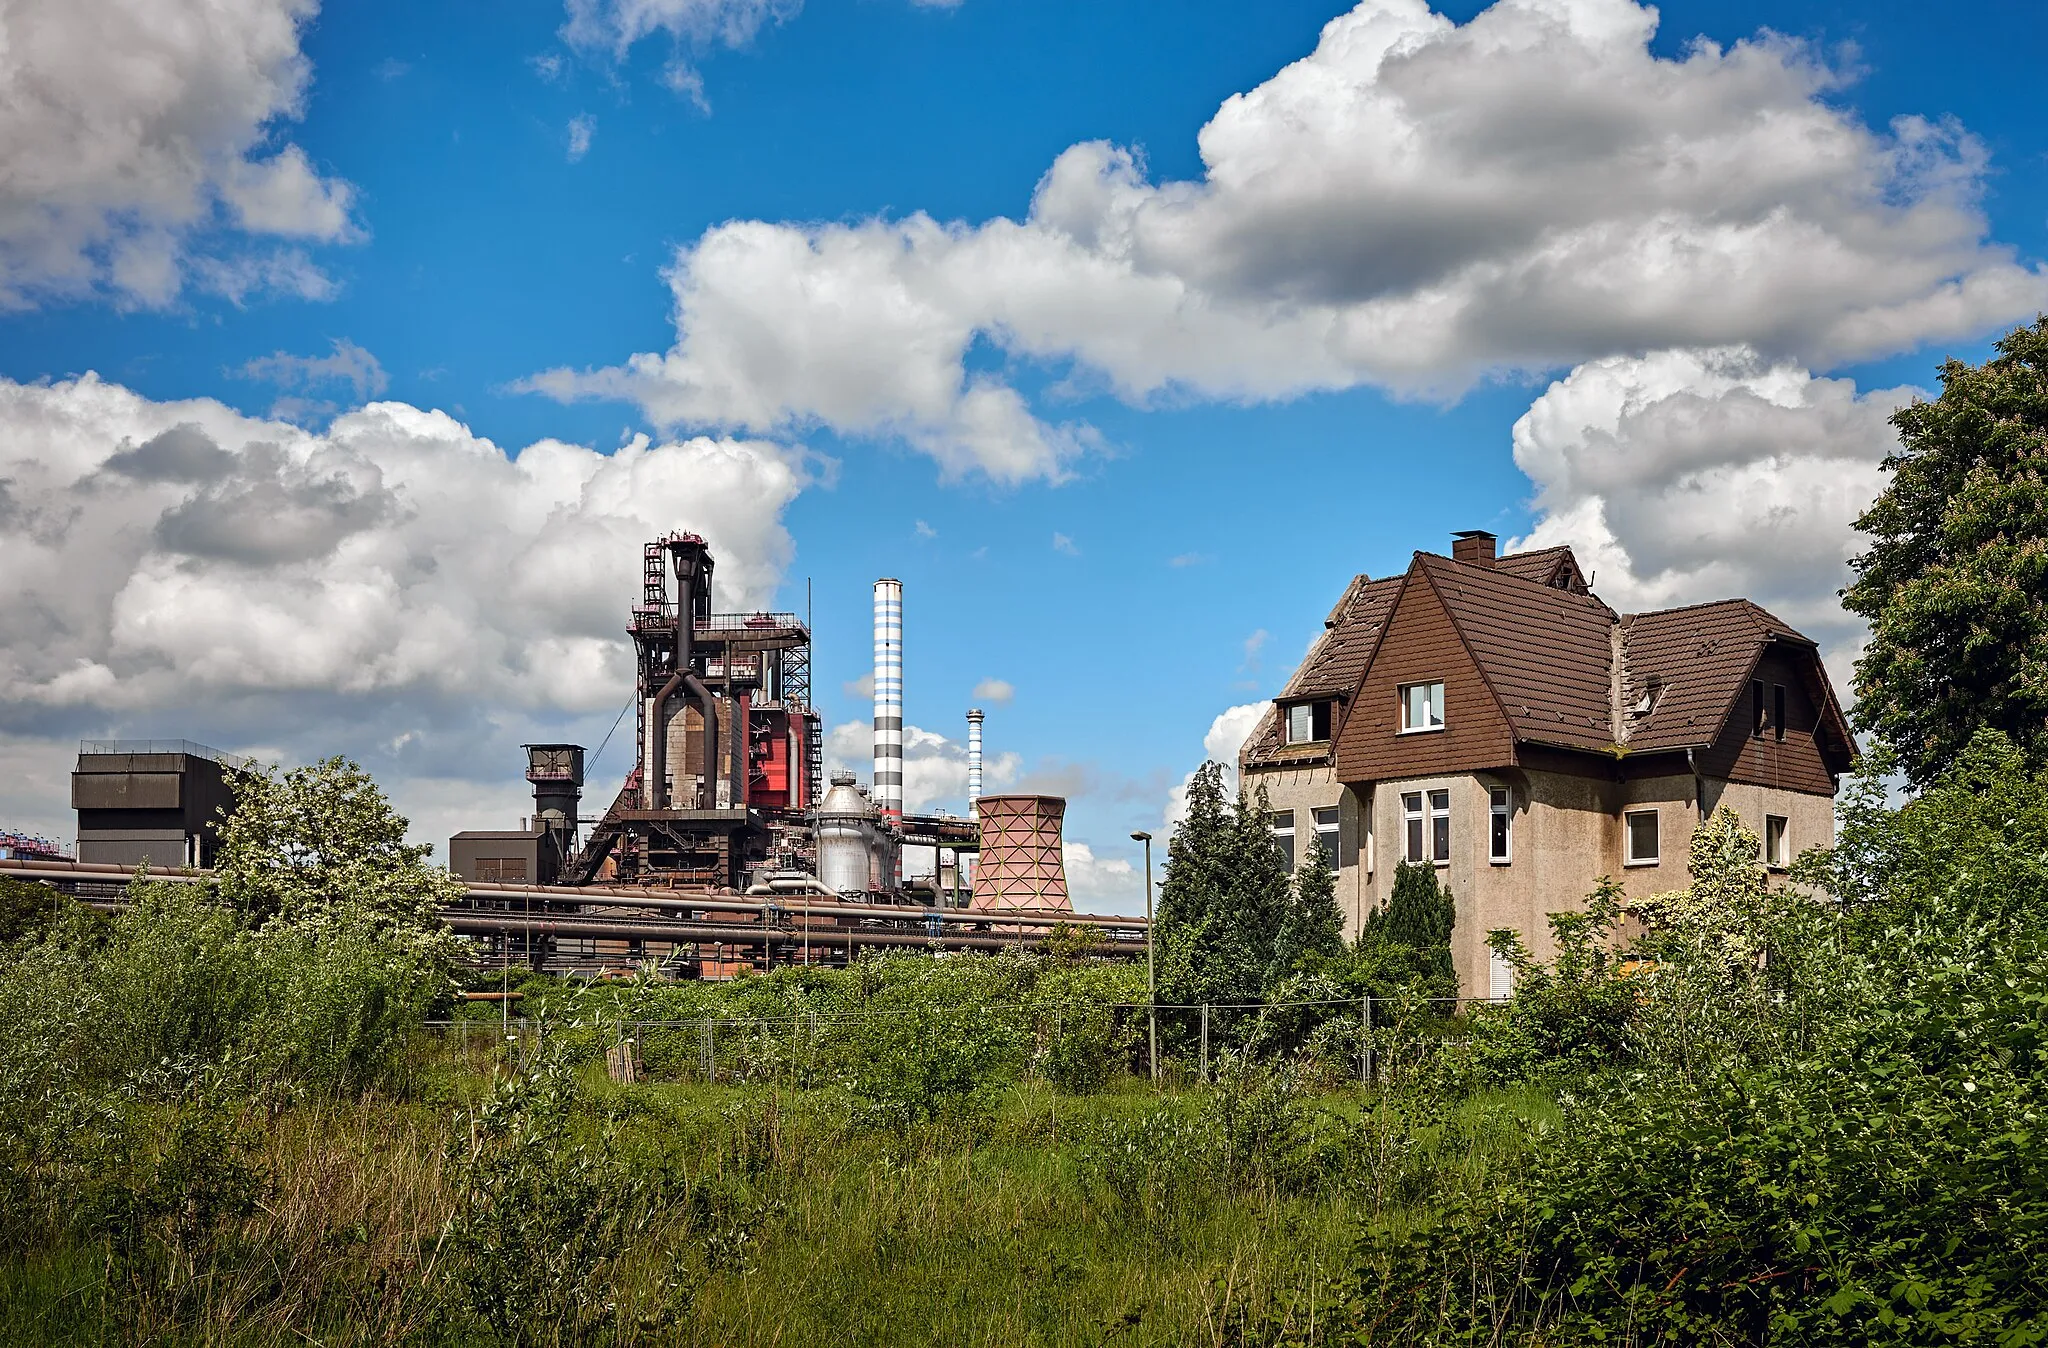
[{"x1": 1239, "y1": 530, "x2": 1856, "y2": 999}]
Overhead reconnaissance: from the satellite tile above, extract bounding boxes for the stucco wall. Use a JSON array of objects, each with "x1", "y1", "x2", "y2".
[
  {"x1": 1242, "y1": 762, "x2": 1371, "y2": 939},
  {"x1": 1362, "y1": 768, "x2": 1836, "y2": 999}
]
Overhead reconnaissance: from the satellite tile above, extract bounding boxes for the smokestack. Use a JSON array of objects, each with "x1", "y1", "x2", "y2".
[
  {"x1": 966, "y1": 708, "x2": 985, "y2": 807},
  {"x1": 872, "y1": 578, "x2": 903, "y2": 823}
]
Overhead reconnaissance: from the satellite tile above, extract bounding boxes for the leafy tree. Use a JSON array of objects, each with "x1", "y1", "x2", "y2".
[
  {"x1": 1155, "y1": 763, "x2": 1288, "y2": 1017},
  {"x1": 1844, "y1": 316, "x2": 2048, "y2": 785},
  {"x1": 1271, "y1": 833, "x2": 1345, "y2": 981},
  {"x1": 1364, "y1": 862, "x2": 1455, "y2": 990},
  {"x1": 211, "y1": 757, "x2": 463, "y2": 953}
]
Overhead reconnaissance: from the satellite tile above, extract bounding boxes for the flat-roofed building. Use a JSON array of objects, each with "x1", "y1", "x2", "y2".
[{"x1": 72, "y1": 739, "x2": 251, "y2": 869}]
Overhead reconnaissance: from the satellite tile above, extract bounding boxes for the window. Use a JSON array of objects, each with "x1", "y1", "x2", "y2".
[
  {"x1": 1399, "y1": 681, "x2": 1446, "y2": 733},
  {"x1": 476, "y1": 857, "x2": 528, "y2": 882},
  {"x1": 1402, "y1": 792, "x2": 1424, "y2": 863},
  {"x1": 1429, "y1": 789, "x2": 1451, "y2": 863},
  {"x1": 1773, "y1": 684, "x2": 1787, "y2": 743},
  {"x1": 1625, "y1": 809, "x2": 1659, "y2": 866},
  {"x1": 1752, "y1": 679, "x2": 1766, "y2": 737},
  {"x1": 1270, "y1": 809, "x2": 1296, "y2": 871},
  {"x1": 1488, "y1": 786, "x2": 1512, "y2": 863},
  {"x1": 1313, "y1": 806, "x2": 1341, "y2": 874},
  {"x1": 1284, "y1": 701, "x2": 1334, "y2": 744},
  {"x1": 1488, "y1": 947, "x2": 1515, "y2": 1000},
  {"x1": 1764, "y1": 815, "x2": 1789, "y2": 868}
]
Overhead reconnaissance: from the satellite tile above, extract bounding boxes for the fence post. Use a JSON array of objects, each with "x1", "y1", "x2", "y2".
[
  {"x1": 1200, "y1": 1003, "x2": 1210, "y2": 1084},
  {"x1": 1362, "y1": 996, "x2": 1373, "y2": 1087},
  {"x1": 700, "y1": 1016, "x2": 714, "y2": 1083}
]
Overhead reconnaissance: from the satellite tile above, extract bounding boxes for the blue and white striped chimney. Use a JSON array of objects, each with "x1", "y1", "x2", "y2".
[
  {"x1": 872, "y1": 578, "x2": 903, "y2": 822},
  {"x1": 966, "y1": 708, "x2": 985, "y2": 808}
]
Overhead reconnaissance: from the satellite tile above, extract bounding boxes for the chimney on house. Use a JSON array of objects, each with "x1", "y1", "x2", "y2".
[{"x1": 1452, "y1": 530, "x2": 1497, "y2": 568}]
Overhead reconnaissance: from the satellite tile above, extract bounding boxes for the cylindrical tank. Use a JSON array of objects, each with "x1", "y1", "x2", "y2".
[{"x1": 817, "y1": 771, "x2": 879, "y2": 895}]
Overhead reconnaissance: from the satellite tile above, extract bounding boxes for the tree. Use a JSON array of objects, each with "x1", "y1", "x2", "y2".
[
  {"x1": 211, "y1": 757, "x2": 463, "y2": 952},
  {"x1": 1272, "y1": 833, "x2": 1345, "y2": 982},
  {"x1": 1844, "y1": 316, "x2": 2048, "y2": 785},
  {"x1": 1365, "y1": 862, "x2": 1457, "y2": 991},
  {"x1": 1155, "y1": 763, "x2": 1289, "y2": 1015}
]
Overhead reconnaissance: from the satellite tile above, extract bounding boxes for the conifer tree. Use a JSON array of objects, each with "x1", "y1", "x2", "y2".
[
  {"x1": 1366, "y1": 861, "x2": 1457, "y2": 989},
  {"x1": 1156, "y1": 763, "x2": 1289, "y2": 1012},
  {"x1": 1272, "y1": 833, "x2": 1345, "y2": 982}
]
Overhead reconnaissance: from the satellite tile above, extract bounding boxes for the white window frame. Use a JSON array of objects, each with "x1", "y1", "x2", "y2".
[
  {"x1": 1402, "y1": 792, "x2": 1425, "y2": 863},
  {"x1": 1270, "y1": 809, "x2": 1296, "y2": 872},
  {"x1": 1286, "y1": 703, "x2": 1313, "y2": 744},
  {"x1": 1398, "y1": 681, "x2": 1446, "y2": 734},
  {"x1": 1428, "y1": 788, "x2": 1451, "y2": 864},
  {"x1": 1625, "y1": 808, "x2": 1660, "y2": 866},
  {"x1": 1764, "y1": 814, "x2": 1789, "y2": 869},
  {"x1": 1313, "y1": 806, "x2": 1341, "y2": 875},
  {"x1": 1488, "y1": 786, "x2": 1512, "y2": 864}
]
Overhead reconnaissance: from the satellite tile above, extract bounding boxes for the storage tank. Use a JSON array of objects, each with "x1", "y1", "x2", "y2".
[{"x1": 816, "y1": 771, "x2": 879, "y2": 895}]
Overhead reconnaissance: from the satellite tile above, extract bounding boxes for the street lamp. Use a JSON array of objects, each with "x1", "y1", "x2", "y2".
[{"x1": 1131, "y1": 830, "x2": 1157, "y2": 1086}]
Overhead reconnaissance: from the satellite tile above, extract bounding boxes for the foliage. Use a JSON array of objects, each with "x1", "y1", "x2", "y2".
[
  {"x1": 1464, "y1": 877, "x2": 1639, "y2": 1084},
  {"x1": 440, "y1": 1040, "x2": 694, "y2": 1343},
  {"x1": 1307, "y1": 731, "x2": 2048, "y2": 1345},
  {"x1": 1364, "y1": 862, "x2": 1456, "y2": 990},
  {"x1": 1155, "y1": 763, "x2": 1290, "y2": 1026},
  {"x1": 1272, "y1": 834, "x2": 1345, "y2": 980},
  {"x1": 1844, "y1": 315, "x2": 2048, "y2": 785},
  {"x1": 211, "y1": 755, "x2": 464, "y2": 957},
  {"x1": 0, "y1": 875, "x2": 94, "y2": 946}
]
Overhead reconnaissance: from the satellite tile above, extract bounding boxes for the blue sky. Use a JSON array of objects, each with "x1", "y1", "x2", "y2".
[{"x1": 1, "y1": 0, "x2": 2043, "y2": 908}]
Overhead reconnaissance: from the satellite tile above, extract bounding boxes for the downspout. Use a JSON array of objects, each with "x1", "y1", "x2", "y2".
[{"x1": 1686, "y1": 747, "x2": 1703, "y2": 820}]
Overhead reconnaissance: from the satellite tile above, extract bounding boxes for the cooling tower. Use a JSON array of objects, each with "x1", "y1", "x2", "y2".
[{"x1": 971, "y1": 794, "x2": 1071, "y2": 911}]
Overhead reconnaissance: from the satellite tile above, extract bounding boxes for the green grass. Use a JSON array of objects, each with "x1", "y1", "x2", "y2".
[{"x1": 0, "y1": 1071, "x2": 1553, "y2": 1347}]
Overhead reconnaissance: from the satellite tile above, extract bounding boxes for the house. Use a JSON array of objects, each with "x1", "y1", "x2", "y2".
[{"x1": 1238, "y1": 530, "x2": 1856, "y2": 999}]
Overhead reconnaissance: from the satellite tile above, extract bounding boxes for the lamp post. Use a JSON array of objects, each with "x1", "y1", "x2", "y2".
[{"x1": 1130, "y1": 830, "x2": 1157, "y2": 1086}]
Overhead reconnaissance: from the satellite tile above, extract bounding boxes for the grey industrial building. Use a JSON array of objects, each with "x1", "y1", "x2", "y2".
[{"x1": 71, "y1": 740, "x2": 251, "y2": 868}]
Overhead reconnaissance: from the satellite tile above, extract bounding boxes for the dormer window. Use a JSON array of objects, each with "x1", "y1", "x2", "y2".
[
  {"x1": 1399, "y1": 681, "x2": 1445, "y2": 734},
  {"x1": 1284, "y1": 700, "x2": 1333, "y2": 744}
]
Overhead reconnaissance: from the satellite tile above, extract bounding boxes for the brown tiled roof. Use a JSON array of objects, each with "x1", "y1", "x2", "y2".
[
  {"x1": 1283, "y1": 576, "x2": 1401, "y2": 701},
  {"x1": 1618, "y1": 600, "x2": 1812, "y2": 752},
  {"x1": 1417, "y1": 553, "x2": 1620, "y2": 753},
  {"x1": 1493, "y1": 545, "x2": 1591, "y2": 593},
  {"x1": 1249, "y1": 542, "x2": 1853, "y2": 776},
  {"x1": 1241, "y1": 575, "x2": 1400, "y2": 768}
]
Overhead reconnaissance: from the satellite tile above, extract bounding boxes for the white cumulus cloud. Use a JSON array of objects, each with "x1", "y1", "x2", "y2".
[
  {"x1": 1507, "y1": 347, "x2": 1915, "y2": 670},
  {"x1": 1163, "y1": 701, "x2": 1270, "y2": 833},
  {"x1": 824, "y1": 719, "x2": 1019, "y2": 814},
  {"x1": 971, "y1": 678, "x2": 1014, "y2": 706},
  {"x1": 527, "y1": 0, "x2": 2043, "y2": 482},
  {"x1": 0, "y1": 0, "x2": 361, "y2": 308},
  {"x1": 0, "y1": 372, "x2": 808, "y2": 846}
]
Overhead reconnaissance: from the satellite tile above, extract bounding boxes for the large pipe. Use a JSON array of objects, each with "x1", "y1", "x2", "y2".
[
  {"x1": 681, "y1": 672, "x2": 719, "y2": 809},
  {"x1": 872, "y1": 578, "x2": 903, "y2": 823},
  {"x1": 4, "y1": 859, "x2": 1147, "y2": 933},
  {"x1": 646, "y1": 671, "x2": 684, "y2": 808},
  {"x1": 966, "y1": 707, "x2": 984, "y2": 807}
]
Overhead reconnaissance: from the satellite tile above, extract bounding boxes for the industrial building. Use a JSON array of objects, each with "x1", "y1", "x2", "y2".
[
  {"x1": 1240, "y1": 529, "x2": 1854, "y2": 1000},
  {"x1": 70, "y1": 740, "x2": 251, "y2": 868},
  {"x1": 440, "y1": 530, "x2": 1086, "y2": 975},
  {"x1": 16, "y1": 530, "x2": 1125, "y2": 977}
]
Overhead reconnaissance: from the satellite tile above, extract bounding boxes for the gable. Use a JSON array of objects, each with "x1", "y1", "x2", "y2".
[
  {"x1": 1693, "y1": 641, "x2": 1851, "y2": 793},
  {"x1": 1334, "y1": 566, "x2": 1516, "y2": 783}
]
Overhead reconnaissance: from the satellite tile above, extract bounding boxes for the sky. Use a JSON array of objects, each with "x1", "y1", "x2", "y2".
[{"x1": 1, "y1": 0, "x2": 2044, "y2": 912}]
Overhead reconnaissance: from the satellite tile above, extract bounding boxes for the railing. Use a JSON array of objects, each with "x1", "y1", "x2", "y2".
[
  {"x1": 77, "y1": 739, "x2": 255, "y2": 771},
  {"x1": 693, "y1": 612, "x2": 805, "y2": 633}
]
